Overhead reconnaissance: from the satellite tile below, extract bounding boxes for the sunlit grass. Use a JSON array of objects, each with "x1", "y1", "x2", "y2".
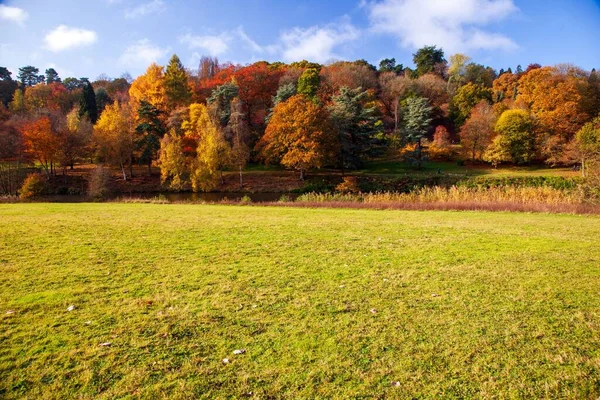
[{"x1": 1, "y1": 204, "x2": 599, "y2": 398}]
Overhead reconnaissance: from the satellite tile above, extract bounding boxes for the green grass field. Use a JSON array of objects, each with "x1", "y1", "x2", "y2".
[{"x1": 1, "y1": 204, "x2": 599, "y2": 399}]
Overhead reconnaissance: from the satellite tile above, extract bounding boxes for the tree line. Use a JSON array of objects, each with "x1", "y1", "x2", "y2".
[{"x1": 1, "y1": 45, "x2": 599, "y2": 193}]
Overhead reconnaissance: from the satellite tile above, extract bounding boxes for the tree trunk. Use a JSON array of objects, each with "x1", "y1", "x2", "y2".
[
  {"x1": 220, "y1": 169, "x2": 224, "y2": 185},
  {"x1": 239, "y1": 166, "x2": 243, "y2": 188},
  {"x1": 148, "y1": 159, "x2": 152, "y2": 176},
  {"x1": 582, "y1": 158, "x2": 585, "y2": 178},
  {"x1": 120, "y1": 158, "x2": 127, "y2": 181},
  {"x1": 129, "y1": 153, "x2": 133, "y2": 179},
  {"x1": 300, "y1": 168, "x2": 305, "y2": 181}
]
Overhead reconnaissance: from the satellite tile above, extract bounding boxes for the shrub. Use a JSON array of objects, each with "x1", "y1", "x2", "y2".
[
  {"x1": 335, "y1": 176, "x2": 361, "y2": 193},
  {"x1": 19, "y1": 173, "x2": 47, "y2": 200},
  {"x1": 87, "y1": 166, "x2": 111, "y2": 200}
]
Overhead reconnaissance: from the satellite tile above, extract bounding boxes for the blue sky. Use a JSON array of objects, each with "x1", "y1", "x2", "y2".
[{"x1": 1, "y1": 0, "x2": 599, "y2": 80}]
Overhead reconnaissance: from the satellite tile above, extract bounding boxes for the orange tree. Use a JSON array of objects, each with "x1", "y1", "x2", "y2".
[{"x1": 259, "y1": 94, "x2": 334, "y2": 180}]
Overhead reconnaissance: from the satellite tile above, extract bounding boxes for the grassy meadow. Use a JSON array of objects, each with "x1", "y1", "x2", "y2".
[{"x1": 1, "y1": 204, "x2": 599, "y2": 398}]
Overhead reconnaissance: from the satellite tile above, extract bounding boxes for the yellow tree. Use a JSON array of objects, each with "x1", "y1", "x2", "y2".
[
  {"x1": 129, "y1": 63, "x2": 166, "y2": 113},
  {"x1": 93, "y1": 101, "x2": 136, "y2": 180},
  {"x1": 517, "y1": 66, "x2": 588, "y2": 163},
  {"x1": 158, "y1": 129, "x2": 187, "y2": 190},
  {"x1": 183, "y1": 103, "x2": 230, "y2": 192},
  {"x1": 259, "y1": 94, "x2": 334, "y2": 180}
]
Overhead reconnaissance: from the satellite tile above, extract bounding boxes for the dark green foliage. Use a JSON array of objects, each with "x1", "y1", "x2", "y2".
[
  {"x1": 136, "y1": 100, "x2": 166, "y2": 174},
  {"x1": 379, "y1": 58, "x2": 404, "y2": 74},
  {"x1": 17, "y1": 66, "x2": 44, "y2": 87},
  {"x1": 44, "y1": 68, "x2": 61, "y2": 85},
  {"x1": 353, "y1": 59, "x2": 377, "y2": 71},
  {"x1": 94, "y1": 87, "x2": 112, "y2": 117},
  {"x1": 0, "y1": 67, "x2": 18, "y2": 106},
  {"x1": 459, "y1": 176, "x2": 583, "y2": 190},
  {"x1": 328, "y1": 87, "x2": 385, "y2": 169},
  {"x1": 78, "y1": 80, "x2": 98, "y2": 123},
  {"x1": 412, "y1": 45, "x2": 446, "y2": 77},
  {"x1": 464, "y1": 63, "x2": 496, "y2": 87},
  {"x1": 266, "y1": 83, "x2": 297, "y2": 123},
  {"x1": 297, "y1": 68, "x2": 320, "y2": 98},
  {"x1": 401, "y1": 96, "x2": 433, "y2": 168},
  {"x1": 63, "y1": 77, "x2": 85, "y2": 91},
  {"x1": 207, "y1": 82, "x2": 238, "y2": 126}
]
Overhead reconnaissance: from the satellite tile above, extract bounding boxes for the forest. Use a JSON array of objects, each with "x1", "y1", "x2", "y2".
[{"x1": 1, "y1": 45, "x2": 599, "y2": 198}]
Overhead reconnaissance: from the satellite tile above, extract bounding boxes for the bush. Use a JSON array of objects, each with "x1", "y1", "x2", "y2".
[
  {"x1": 19, "y1": 173, "x2": 47, "y2": 200},
  {"x1": 87, "y1": 166, "x2": 111, "y2": 200},
  {"x1": 335, "y1": 176, "x2": 361, "y2": 193}
]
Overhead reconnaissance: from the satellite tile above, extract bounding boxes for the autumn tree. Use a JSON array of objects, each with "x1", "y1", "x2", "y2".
[
  {"x1": 451, "y1": 82, "x2": 493, "y2": 126},
  {"x1": 320, "y1": 61, "x2": 378, "y2": 95},
  {"x1": 260, "y1": 94, "x2": 333, "y2": 180},
  {"x1": 129, "y1": 63, "x2": 166, "y2": 112},
  {"x1": 164, "y1": 54, "x2": 192, "y2": 111},
  {"x1": 448, "y1": 54, "x2": 471, "y2": 88},
  {"x1": 493, "y1": 71, "x2": 519, "y2": 102},
  {"x1": 460, "y1": 101, "x2": 496, "y2": 162},
  {"x1": 400, "y1": 96, "x2": 433, "y2": 168},
  {"x1": 94, "y1": 101, "x2": 136, "y2": 180},
  {"x1": 184, "y1": 103, "x2": 230, "y2": 191},
  {"x1": 158, "y1": 129, "x2": 187, "y2": 190},
  {"x1": 484, "y1": 109, "x2": 535, "y2": 166},
  {"x1": 517, "y1": 66, "x2": 588, "y2": 163},
  {"x1": 297, "y1": 68, "x2": 320, "y2": 99},
  {"x1": 428, "y1": 125, "x2": 452, "y2": 160},
  {"x1": 328, "y1": 87, "x2": 384, "y2": 170},
  {"x1": 227, "y1": 98, "x2": 250, "y2": 187},
  {"x1": 58, "y1": 108, "x2": 91, "y2": 171},
  {"x1": 379, "y1": 73, "x2": 416, "y2": 132},
  {"x1": 234, "y1": 61, "x2": 282, "y2": 130},
  {"x1": 575, "y1": 116, "x2": 600, "y2": 179},
  {"x1": 22, "y1": 116, "x2": 59, "y2": 177},
  {"x1": 136, "y1": 100, "x2": 166, "y2": 175}
]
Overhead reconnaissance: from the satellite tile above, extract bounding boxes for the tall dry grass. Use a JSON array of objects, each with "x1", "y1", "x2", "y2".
[{"x1": 288, "y1": 186, "x2": 600, "y2": 214}]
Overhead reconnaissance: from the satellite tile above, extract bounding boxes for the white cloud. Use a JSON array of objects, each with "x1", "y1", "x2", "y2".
[
  {"x1": 277, "y1": 19, "x2": 360, "y2": 63},
  {"x1": 236, "y1": 26, "x2": 264, "y2": 54},
  {"x1": 367, "y1": 0, "x2": 518, "y2": 53},
  {"x1": 44, "y1": 25, "x2": 98, "y2": 52},
  {"x1": 0, "y1": 5, "x2": 28, "y2": 25},
  {"x1": 179, "y1": 33, "x2": 231, "y2": 56},
  {"x1": 124, "y1": 0, "x2": 166, "y2": 19},
  {"x1": 119, "y1": 39, "x2": 169, "y2": 67}
]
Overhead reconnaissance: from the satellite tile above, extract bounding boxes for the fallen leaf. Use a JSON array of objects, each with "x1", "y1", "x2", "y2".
[
  {"x1": 6, "y1": 310, "x2": 14, "y2": 315},
  {"x1": 99, "y1": 342, "x2": 111, "y2": 347},
  {"x1": 84, "y1": 321, "x2": 92, "y2": 325},
  {"x1": 370, "y1": 309, "x2": 377, "y2": 314},
  {"x1": 391, "y1": 381, "x2": 401, "y2": 387},
  {"x1": 222, "y1": 358, "x2": 230, "y2": 364},
  {"x1": 432, "y1": 294, "x2": 440, "y2": 298},
  {"x1": 67, "y1": 305, "x2": 75, "y2": 312},
  {"x1": 233, "y1": 349, "x2": 246, "y2": 355}
]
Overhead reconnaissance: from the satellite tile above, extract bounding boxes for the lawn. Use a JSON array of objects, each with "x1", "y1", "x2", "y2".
[{"x1": 1, "y1": 204, "x2": 599, "y2": 399}]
